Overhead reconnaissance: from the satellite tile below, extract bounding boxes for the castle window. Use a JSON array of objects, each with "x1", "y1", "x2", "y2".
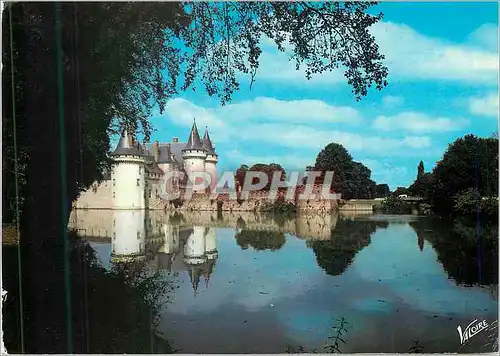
[
  {"x1": 139, "y1": 167, "x2": 142, "y2": 174},
  {"x1": 137, "y1": 231, "x2": 140, "y2": 239},
  {"x1": 113, "y1": 192, "x2": 115, "y2": 198},
  {"x1": 149, "y1": 190, "x2": 152, "y2": 198},
  {"x1": 137, "y1": 179, "x2": 140, "y2": 186},
  {"x1": 113, "y1": 179, "x2": 115, "y2": 186}
]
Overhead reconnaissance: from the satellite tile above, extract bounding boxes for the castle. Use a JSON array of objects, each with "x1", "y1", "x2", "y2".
[{"x1": 74, "y1": 120, "x2": 218, "y2": 210}]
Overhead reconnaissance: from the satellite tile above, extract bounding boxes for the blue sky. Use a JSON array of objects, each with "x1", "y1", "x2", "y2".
[{"x1": 146, "y1": 2, "x2": 498, "y2": 190}]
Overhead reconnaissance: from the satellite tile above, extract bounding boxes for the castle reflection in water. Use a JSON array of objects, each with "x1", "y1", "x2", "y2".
[{"x1": 68, "y1": 209, "x2": 343, "y2": 294}]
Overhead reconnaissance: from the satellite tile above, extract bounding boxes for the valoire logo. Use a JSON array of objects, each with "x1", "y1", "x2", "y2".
[{"x1": 457, "y1": 319, "x2": 489, "y2": 345}]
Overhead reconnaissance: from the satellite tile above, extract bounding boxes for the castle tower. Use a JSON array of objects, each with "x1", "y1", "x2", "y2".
[
  {"x1": 182, "y1": 120, "x2": 207, "y2": 193},
  {"x1": 111, "y1": 129, "x2": 146, "y2": 209},
  {"x1": 202, "y1": 127, "x2": 218, "y2": 193},
  {"x1": 111, "y1": 209, "x2": 146, "y2": 262}
]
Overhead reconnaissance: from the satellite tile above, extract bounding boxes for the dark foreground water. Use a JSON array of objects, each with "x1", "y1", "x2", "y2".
[{"x1": 4, "y1": 210, "x2": 499, "y2": 353}]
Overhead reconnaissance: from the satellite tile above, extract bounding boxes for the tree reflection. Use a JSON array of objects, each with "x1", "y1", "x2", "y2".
[
  {"x1": 2, "y1": 232, "x2": 177, "y2": 353},
  {"x1": 309, "y1": 219, "x2": 377, "y2": 276},
  {"x1": 409, "y1": 218, "x2": 498, "y2": 286},
  {"x1": 235, "y1": 229, "x2": 286, "y2": 251}
]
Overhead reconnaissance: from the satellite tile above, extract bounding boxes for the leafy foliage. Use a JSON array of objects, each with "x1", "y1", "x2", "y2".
[
  {"x1": 417, "y1": 161, "x2": 424, "y2": 180},
  {"x1": 392, "y1": 187, "x2": 409, "y2": 197},
  {"x1": 285, "y1": 316, "x2": 350, "y2": 354},
  {"x1": 375, "y1": 183, "x2": 390, "y2": 198},
  {"x1": 261, "y1": 195, "x2": 297, "y2": 214},
  {"x1": 376, "y1": 195, "x2": 413, "y2": 214},
  {"x1": 453, "y1": 188, "x2": 498, "y2": 217},
  {"x1": 408, "y1": 172, "x2": 434, "y2": 199},
  {"x1": 431, "y1": 134, "x2": 498, "y2": 215},
  {"x1": 312, "y1": 143, "x2": 376, "y2": 199},
  {"x1": 324, "y1": 317, "x2": 349, "y2": 353}
]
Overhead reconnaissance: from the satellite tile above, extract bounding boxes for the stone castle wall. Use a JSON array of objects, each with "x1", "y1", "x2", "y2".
[
  {"x1": 74, "y1": 181, "x2": 113, "y2": 209},
  {"x1": 74, "y1": 180, "x2": 339, "y2": 214},
  {"x1": 166, "y1": 184, "x2": 338, "y2": 213}
]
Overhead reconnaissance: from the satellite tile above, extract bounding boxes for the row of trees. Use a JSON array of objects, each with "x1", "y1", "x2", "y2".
[
  {"x1": 235, "y1": 132, "x2": 498, "y2": 207},
  {"x1": 406, "y1": 134, "x2": 498, "y2": 217},
  {"x1": 234, "y1": 143, "x2": 392, "y2": 200}
]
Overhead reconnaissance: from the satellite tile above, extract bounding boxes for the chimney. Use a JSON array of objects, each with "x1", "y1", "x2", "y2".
[
  {"x1": 153, "y1": 141, "x2": 159, "y2": 161},
  {"x1": 172, "y1": 137, "x2": 179, "y2": 143}
]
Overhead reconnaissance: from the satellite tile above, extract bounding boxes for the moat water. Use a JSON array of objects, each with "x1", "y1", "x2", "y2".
[{"x1": 4, "y1": 211, "x2": 499, "y2": 353}]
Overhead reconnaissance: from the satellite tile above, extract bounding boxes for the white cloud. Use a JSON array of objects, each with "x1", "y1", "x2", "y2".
[
  {"x1": 161, "y1": 98, "x2": 435, "y2": 159},
  {"x1": 165, "y1": 97, "x2": 361, "y2": 126},
  {"x1": 382, "y1": 95, "x2": 405, "y2": 108},
  {"x1": 373, "y1": 112, "x2": 469, "y2": 133},
  {"x1": 467, "y1": 23, "x2": 498, "y2": 52},
  {"x1": 469, "y1": 93, "x2": 499, "y2": 117},
  {"x1": 370, "y1": 21, "x2": 498, "y2": 85},
  {"x1": 251, "y1": 21, "x2": 498, "y2": 87},
  {"x1": 236, "y1": 123, "x2": 433, "y2": 155},
  {"x1": 226, "y1": 149, "x2": 314, "y2": 171}
]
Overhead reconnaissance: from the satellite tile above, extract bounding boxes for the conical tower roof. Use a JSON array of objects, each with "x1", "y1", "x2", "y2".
[
  {"x1": 202, "y1": 127, "x2": 217, "y2": 155},
  {"x1": 183, "y1": 120, "x2": 204, "y2": 151},
  {"x1": 111, "y1": 129, "x2": 142, "y2": 156}
]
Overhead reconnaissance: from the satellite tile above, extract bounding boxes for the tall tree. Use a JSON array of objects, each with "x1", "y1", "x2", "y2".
[
  {"x1": 431, "y1": 134, "x2": 498, "y2": 214},
  {"x1": 375, "y1": 183, "x2": 390, "y2": 198},
  {"x1": 417, "y1": 160, "x2": 425, "y2": 179},
  {"x1": 313, "y1": 143, "x2": 376, "y2": 199}
]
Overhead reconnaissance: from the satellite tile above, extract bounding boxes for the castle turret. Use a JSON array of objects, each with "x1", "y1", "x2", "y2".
[
  {"x1": 202, "y1": 127, "x2": 218, "y2": 193},
  {"x1": 111, "y1": 129, "x2": 146, "y2": 209},
  {"x1": 182, "y1": 120, "x2": 207, "y2": 192}
]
